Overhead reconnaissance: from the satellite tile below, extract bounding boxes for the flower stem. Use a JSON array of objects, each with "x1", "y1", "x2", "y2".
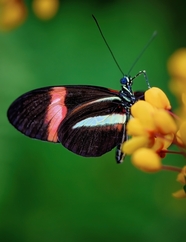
[
  {"x1": 167, "y1": 110, "x2": 181, "y2": 121},
  {"x1": 162, "y1": 149, "x2": 186, "y2": 157},
  {"x1": 162, "y1": 165, "x2": 182, "y2": 173}
]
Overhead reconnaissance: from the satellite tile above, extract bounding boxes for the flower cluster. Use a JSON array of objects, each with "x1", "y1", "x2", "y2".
[
  {"x1": 122, "y1": 49, "x2": 186, "y2": 198},
  {"x1": 168, "y1": 48, "x2": 186, "y2": 198},
  {"x1": 0, "y1": 0, "x2": 59, "y2": 31},
  {"x1": 123, "y1": 87, "x2": 174, "y2": 170}
]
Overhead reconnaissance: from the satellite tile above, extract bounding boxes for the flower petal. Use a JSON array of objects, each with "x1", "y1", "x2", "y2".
[
  {"x1": 181, "y1": 92, "x2": 186, "y2": 106},
  {"x1": 122, "y1": 136, "x2": 150, "y2": 155},
  {"x1": 172, "y1": 189, "x2": 186, "y2": 199},
  {"x1": 168, "y1": 79, "x2": 186, "y2": 97},
  {"x1": 0, "y1": 1, "x2": 27, "y2": 31},
  {"x1": 177, "y1": 166, "x2": 186, "y2": 184},
  {"x1": 153, "y1": 109, "x2": 177, "y2": 134},
  {"x1": 151, "y1": 137, "x2": 164, "y2": 152},
  {"x1": 131, "y1": 101, "x2": 156, "y2": 131},
  {"x1": 145, "y1": 87, "x2": 171, "y2": 110},
  {"x1": 177, "y1": 173, "x2": 186, "y2": 185},
  {"x1": 179, "y1": 121, "x2": 186, "y2": 146},
  {"x1": 131, "y1": 148, "x2": 162, "y2": 172},
  {"x1": 167, "y1": 48, "x2": 186, "y2": 79},
  {"x1": 127, "y1": 118, "x2": 147, "y2": 136},
  {"x1": 32, "y1": 0, "x2": 59, "y2": 20},
  {"x1": 175, "y1": 129, "x2": 185, "y2": 147},
  {"x1": 153, "y1": 133, "x2": 174, "y2": 152}
]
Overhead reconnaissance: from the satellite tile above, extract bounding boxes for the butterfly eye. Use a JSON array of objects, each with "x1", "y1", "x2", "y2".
[{"x1": 120, "y1": 76, "x2": 129, "y2": 85}]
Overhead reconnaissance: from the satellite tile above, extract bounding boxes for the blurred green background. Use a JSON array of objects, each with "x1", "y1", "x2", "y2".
[{"x1": 1, "y1": 0, "x2": 186, "y2": 241}]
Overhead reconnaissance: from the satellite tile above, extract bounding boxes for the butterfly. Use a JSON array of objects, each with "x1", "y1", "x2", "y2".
[{"x1": 7, "y1": 71, "x2": 146, "y2": 163}]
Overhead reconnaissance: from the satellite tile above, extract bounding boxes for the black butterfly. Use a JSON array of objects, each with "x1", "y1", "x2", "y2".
[{"x1": 7, "y1": 72, "x2": 145, "y2": 163}]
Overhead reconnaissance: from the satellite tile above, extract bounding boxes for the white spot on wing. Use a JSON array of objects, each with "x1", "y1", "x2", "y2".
[{"x1": 73, "y1": 114, "x2": 126, "y2": 129}]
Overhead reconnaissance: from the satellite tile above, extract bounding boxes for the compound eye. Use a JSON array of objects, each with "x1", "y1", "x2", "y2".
[{"x1": 120, "y1": 76, "x2": 129, "y2": 85}]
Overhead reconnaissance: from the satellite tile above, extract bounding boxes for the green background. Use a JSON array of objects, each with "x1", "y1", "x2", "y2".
[{"x1": 1, "y1": 0, "x2": 186, "y2": 241}]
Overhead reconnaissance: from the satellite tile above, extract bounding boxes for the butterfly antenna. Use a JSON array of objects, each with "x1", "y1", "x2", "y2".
[
  {"x1": 127, "y1": 31, "x2": 157, "y2": 75},
  {"x1": 92, "y1": 15, "x2": 124, "y2": 76}
]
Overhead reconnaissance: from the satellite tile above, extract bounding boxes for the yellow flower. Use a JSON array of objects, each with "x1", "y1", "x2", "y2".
[
  {"x1": 168, "y1": 48, "x2": 186, "y2": 99},
  {"x1": 0, "y1": 0, "x2": 27, "y2": 31},
  {"x1": 130, "y1": 100, "x2": 156, "y2": 131},
  {"x1": 172, "y1": 166, "x2": 186, "y2": 198},
  {"x1": 153, "y1": 109, "x2": 177, "y2": 135},
  {"x1": 123, "y1": 87, "x2": 177, "y2": 166},
  {"x1": 172, "y1": 189, "x2": 186, "y2": 199},
  {"x1": 123, "y1": 86, "x2": 186, "y2": 186},
  {"x1": 131, "y1": 148, "x2": 162, "y2": 172},
  {"x1": 123, "y1": 136, "x2": 152, "y2": 155},
  {"x1": 0, "y1": 0, "x2": 60, "y2": 31},
  {"x1": 32, "y1": 0, "x2": 59, "y2": 20},
  {"x1": 145, "y1": 87, "x2": 171, "y2": 110},
  {"x1": 167, "y1": 48, "x2": 186, "y2": 198},
  {"x1": 176, "y1": 166, "x2": 186, "y2": 184},
  {"x1": 167, "y1": 48, "x2": 186, "y2": 79},
  {"x1": 178, "y1": 121, "x2": 186, "y2": 146}
]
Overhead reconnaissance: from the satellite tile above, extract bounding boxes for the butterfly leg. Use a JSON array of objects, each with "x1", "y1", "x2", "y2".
[
  {"x1": 115, "y1": 110, "x2": 131, "y2": 163},
  {"x1": 132, "y1": 70, "x2": 150, "y2": 89},
  {"x1": 115, "y1": 129, "x2": 128, "y2": 163}
]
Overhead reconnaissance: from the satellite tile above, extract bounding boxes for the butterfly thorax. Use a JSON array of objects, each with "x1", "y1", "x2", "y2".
[{"x1": 119, "y1": 75, "x2": 136, "y2": 109}]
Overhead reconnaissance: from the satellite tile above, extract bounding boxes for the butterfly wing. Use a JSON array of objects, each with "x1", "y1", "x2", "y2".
[
  {"x1": 7, "y1": 85, "x2": 144, "y2": 159},
  {"x1": 7, "y1": 86, "x2": 55, "y2": 141},
  {"x1": 7, "y1": 86, "x2": 125, "y2": 155},
  {"x1": 57, "y1": 94, "x2": 126, "y2": 157},
  {"x1": 57, "y1": 91, "x2": 145, "y2": 158}
]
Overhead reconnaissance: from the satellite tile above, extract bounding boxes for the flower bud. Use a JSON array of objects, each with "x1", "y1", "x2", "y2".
[
  {"x1": 145, "y1": 87, "x2": 171, "y2": 110},
  {"x1": 122, "y1": 136, "x2": 149, "y2": 155},
  {"x1": 131, "y1": 148, "x2": 162, "y2": 172}
]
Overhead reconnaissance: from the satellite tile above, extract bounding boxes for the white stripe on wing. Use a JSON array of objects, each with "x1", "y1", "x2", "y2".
[{"x1": 72, "y1": 114, "x2": 126, "y2": 128}]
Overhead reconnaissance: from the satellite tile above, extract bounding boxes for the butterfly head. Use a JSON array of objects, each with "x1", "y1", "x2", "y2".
[
  {"x1": 120, "y1": 75, "x2": 133, "y2": 94},
  {"x1": 120, "y1": 75, "x2": 132, "y2": 86}
]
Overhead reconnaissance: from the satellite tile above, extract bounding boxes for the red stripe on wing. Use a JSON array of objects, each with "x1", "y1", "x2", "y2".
[
  {"x1": 46, "y1": 87, "x2": 67, "y2": 142},
  {"x1": 108, "y1": 88, "x2": 120, "y2": 93}
]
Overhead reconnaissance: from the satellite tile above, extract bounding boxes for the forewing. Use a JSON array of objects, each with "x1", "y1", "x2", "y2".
[
  {"x1": 7, "y1": 85, "x2": 121, "y2": 144},
  {"x1": 7, "y1": 87, "x2": 54, "y2": 141}
]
